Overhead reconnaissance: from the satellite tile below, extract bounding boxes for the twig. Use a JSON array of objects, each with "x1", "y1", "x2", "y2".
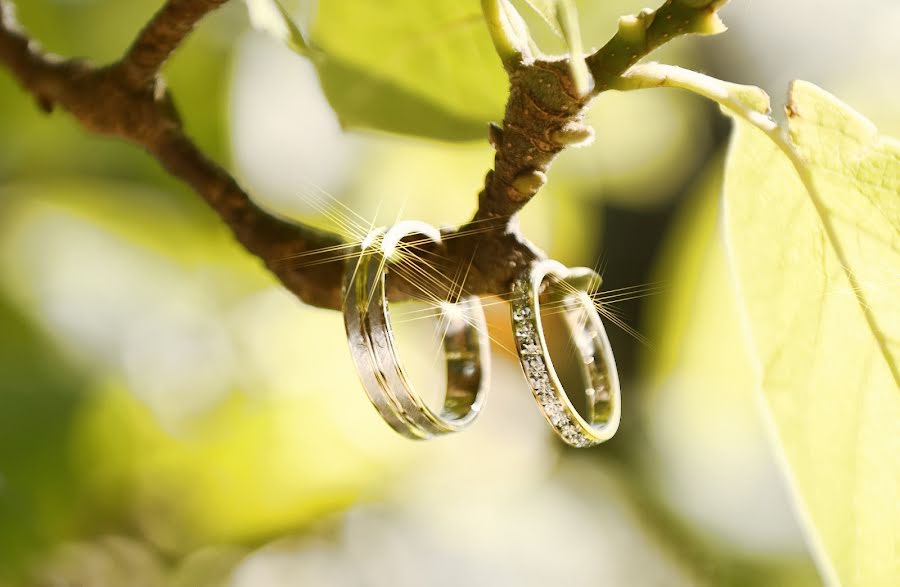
[
  {"x1": 0, "y1": 0, "x2": 729, "y2": 311},
  {"x1": 119, "y1": 0, "x2": 228, "y2": 88},
  {"x1": 0, "y1": 0, "x2": 532, "y2": 309},
  {"x1": 0, "y1": 0, "x2": 351, "y2": 309},
  {"x1": 471, "y1": 0, "x2": 729, "y2": 220}
]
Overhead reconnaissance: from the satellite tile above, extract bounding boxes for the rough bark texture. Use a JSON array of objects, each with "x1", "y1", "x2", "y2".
[
  {"x1": 475, "y1": 58, "x2": 591, "y2": 220},
  {"x1": 0, "y1": 0, "x2": 724, "y2": 310}
]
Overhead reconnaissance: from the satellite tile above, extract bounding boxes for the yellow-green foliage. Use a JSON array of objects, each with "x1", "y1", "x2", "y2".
[{"x1": 724, "y1": 82, "x2": 900, "y2": 587}]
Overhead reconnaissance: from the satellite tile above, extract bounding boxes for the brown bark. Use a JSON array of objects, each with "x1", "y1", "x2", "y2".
[
  {"x1": 0, "y1": 0, "x2": 722, "y2": 310},
  {"x1": 0, "y1": 0, "x2": 544, "y2": 310}
]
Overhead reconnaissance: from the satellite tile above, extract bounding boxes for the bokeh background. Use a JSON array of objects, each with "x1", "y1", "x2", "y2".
[{"x1": 1, "y1": 1, "x2": 898, "y2": 585}]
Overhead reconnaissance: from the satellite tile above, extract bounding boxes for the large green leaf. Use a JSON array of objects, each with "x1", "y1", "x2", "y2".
[
  {"x1": 639, "y1": 161, "x2": 821, "y2": 585},
  {"x1": 614, "y1": 65, "x2": 899, "y2": 585},
  {"x1": 723, "y1": 82, "x2": 900, "y2": 587},
  {"x1": 246, "y1": 0, "x2": 508, "y2": 140}
]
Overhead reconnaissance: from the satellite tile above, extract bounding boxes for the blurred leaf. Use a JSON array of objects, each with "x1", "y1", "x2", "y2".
[
  {"x1": 253, "y1": 0, "x2": 507, "y2": 140},
  {"x1": 342, "y1": 139, "x2": 595, "y2": 260},
  {"x1": 0, "y1": 180, "x2": 271, "y2": 291},
  {"x1": 12, "y1": 0, "x2": 161, "y2": 61},
  {"x1": 33, "y1": 536, "x2": 166, "y2": 587},
  {"x1": 314, "y1": 58, "x2": 492, "y2": 140},
  {"x1": 723, "y1": 82, "x2": 900, "y2": 587},
  {"x1": 553, "y1": 87, "x2": 710, "y2": 206},
  {"x1": 73, "y1": 383, "x2": 407, "y2": 550},
  {"x1": 0, "y1": 0, "x2": 233, "y2": 183},
  {"x1": 0, "y1": 180, "x2": 416, "y2": 553},
  {"x1": 0, "y1": 294, "x2": 91, "y2": 583},
  {"x1": 639, "y1": 161, "x2": 820, "y2": 584}
]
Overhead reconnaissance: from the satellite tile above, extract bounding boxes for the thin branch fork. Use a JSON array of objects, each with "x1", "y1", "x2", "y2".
[
  {"x1": 0, "y1": 0, "x2": 728, "y2": 311},
  {"x1": 0, "y1": 0, "x2": 544, "y2": 310},
  {"x1": 476, "y1": 0, "x2": 729, "y2": 217},
  {"x1": 119, "y1": 0, "x2": 228, "y2": 88}
]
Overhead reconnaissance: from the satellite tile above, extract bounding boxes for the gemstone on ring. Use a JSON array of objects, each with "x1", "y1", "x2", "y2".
[{"x1": 510, "y1": 260, "x2": 622, "y2": 447}]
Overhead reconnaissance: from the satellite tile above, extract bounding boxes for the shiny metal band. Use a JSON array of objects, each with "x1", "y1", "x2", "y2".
[
  {"x1": 343, "y1": 221, "x2": 489, "y2": 438},
  {"x1": 511, "y1": 260, "x2": 621, "y2": 447}
]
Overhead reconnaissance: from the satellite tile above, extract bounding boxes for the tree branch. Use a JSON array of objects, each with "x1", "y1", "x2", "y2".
[
  {"x1": 0, "y1": 0, "x2": 356, "y2": 309},
  {"x1": 471, "y1": 57, "x2": 591, "y2": 222},
  {"x1": 119, "y1": 0, "x2": 228, "y2": 89},
  {"x1": 468, "y1": 0, "x2": 730, "y2": 246},
  {"x1": 0, "y1": 0, "x2": 730, "y2": 313},
  {"x1": 586, "y1": 0, "x2": 728, "y2": 91},
  {"x1": 0, "y1": 0, "x2": 540, "y2": 310}
]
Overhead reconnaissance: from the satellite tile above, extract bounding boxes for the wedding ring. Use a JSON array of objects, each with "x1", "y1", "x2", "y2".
[
  {"x1": 510, "y1": 260, "x2": 621, "y2": 447},
  {"x1": 343, "y1": 228, "x2": 422, "y2": 438},
  {"x1": 343, "y1": 221, "x2": 489, "y2": 438}
]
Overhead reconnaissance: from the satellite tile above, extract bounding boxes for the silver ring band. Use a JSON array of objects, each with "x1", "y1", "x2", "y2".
[
  {"x1": 343, "y1": 221, "x2": 489, "y2": 438},
  {"x1": 511, "y1": 260, "x2": 621, "y2": 447},
  {"x1": 343, "y1": 227, "x2": 424, "y2": 439}
]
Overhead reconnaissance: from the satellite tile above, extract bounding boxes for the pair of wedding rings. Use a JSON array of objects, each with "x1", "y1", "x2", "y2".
[{"x1": 342, "y1": 221, "x2": 621, "y2": 447}]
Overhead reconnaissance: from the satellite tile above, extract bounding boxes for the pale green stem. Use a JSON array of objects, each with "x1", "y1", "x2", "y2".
[
  {"x1": 555, "y1": 0, "x2": 590, "y2": 96},
  {"x1": 481, "y1": 0, "x2": 531, "y2": 65},
  {"x1": 613, "y1": 63, "x2": 775, "y2": 132}
]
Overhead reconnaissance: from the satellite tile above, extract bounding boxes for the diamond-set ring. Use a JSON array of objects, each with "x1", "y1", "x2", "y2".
[
  {"x1": 510, "y1": 260, "x2": 621, "y2": 447},
  {"x1": 342, "y1": 221, "x2": 490, "y2": 439},
  {"x1": 343, "y1": 221, "x2": 620, "y2": 446}
]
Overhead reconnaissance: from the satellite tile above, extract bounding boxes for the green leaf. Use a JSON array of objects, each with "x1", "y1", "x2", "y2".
[
  {"x1": 314, "y1": 57, "x2": 494, "y2": 141},
  {"x1": 723, "y1": 82, "x2": 900, "y2": 587},
  {"x1": 247, "y1": 0, "x2": 508, "y2": 140},
  {"x1": 639, "y1": 161, "x2": 822, "y2": 585},
  {"x1": 616, "y1": 64, "x2": 899, "y2": 586}
]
